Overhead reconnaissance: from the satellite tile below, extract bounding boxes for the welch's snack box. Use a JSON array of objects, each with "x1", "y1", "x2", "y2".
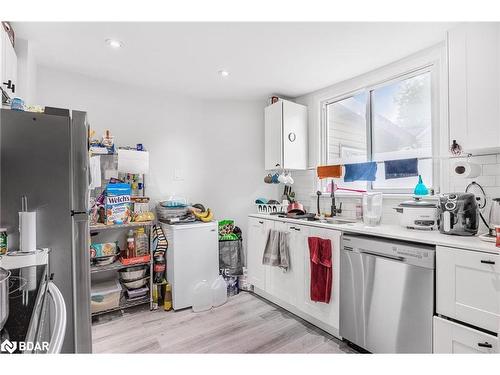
[{"x1": 105, "y1": 183, "x2": 132, "y2": 225}]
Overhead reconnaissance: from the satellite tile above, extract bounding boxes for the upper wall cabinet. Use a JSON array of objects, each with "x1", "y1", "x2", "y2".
[
  {"x1": 448, "y1": 23, "x2": 500, "y2": 155},
  {"x1": 1, "y1": 26, "x2": 17, "y2": 98},
  {"x1": 264, "y1": 100, "x2": 308, "y2": 170}
]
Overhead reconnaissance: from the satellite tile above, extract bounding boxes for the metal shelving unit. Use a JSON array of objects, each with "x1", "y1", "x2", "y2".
[
  {"x1": 89, "y1": 149, "x2": 154, "y2": 318},
  {"x1": 90, "y1": 259, "x2": 151, "y2": 274},
  {"x1": 90, "y1": 221, "x2": 155, "y2": 317},
  {"x1": 91, "y1": 295, "x2": 151, "y2": 317},
  {"x1": 90, "y1": 221, "x2": 154, "y2": 232}
]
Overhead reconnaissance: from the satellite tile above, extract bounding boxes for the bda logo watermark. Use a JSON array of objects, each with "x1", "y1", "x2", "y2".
[
  {"x1": 1, "y1": 339, "x2": 48, "y2": 353},
  {"x1": 1, "y1": 339, "x2": 17, "y2": 353}
]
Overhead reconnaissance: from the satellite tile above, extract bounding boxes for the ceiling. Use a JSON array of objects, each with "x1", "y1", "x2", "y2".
[{"x1": 14, "y1": 22, "x2": 455, "y2": 100}]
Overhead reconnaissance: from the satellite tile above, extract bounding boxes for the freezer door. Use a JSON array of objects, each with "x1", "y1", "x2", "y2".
[
  {"x1": 72, "y1": 212, "x2": 91, "y2": 353},
  {"x1": 0, "y1": 109, "x2": 76, "y2": 352},
  {"x1": 71, "y1": 110, "x2": 89, "y2": 213}
]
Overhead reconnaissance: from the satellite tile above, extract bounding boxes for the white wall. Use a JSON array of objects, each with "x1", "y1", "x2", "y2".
[{"x1": 36, "y1": 65, "x2": 277, "y2": 238}]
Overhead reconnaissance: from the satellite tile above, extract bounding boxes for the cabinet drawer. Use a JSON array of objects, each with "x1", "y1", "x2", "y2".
[
  {"x1": 434, "y1": 316, "x2": 498, "y2": 353},
  {"x1": 436, "y1": 246, "x2": 500, "y2": 332}
]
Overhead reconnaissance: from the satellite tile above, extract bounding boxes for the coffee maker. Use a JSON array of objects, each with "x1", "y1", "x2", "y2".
[{"x1": 439, "y1": 193, "x2": 479, "y2": 236}]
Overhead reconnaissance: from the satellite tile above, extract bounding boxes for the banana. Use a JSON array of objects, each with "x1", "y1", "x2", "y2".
[
  {"x1": 192, "y1": 210, "x2": 204, "y2": 219},
  {"x1": 193, "y1": 208, "x2": 212, "y2": 221},
  {"x1": 200, "y1": 210, "x2": 213, "y2": 222}
]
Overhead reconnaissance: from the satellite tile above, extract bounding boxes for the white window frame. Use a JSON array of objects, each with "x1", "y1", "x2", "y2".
[{"x1": 320, "y1": 62, "x2": 441, "y2": 194}]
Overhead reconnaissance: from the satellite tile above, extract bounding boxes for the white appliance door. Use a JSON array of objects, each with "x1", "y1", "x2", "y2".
[{"x1": 173, "y1": 224, "x2": 219, "y2": 310}]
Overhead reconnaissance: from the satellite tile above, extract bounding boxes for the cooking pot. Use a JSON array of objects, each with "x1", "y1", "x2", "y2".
[
  {"x1": 0, "y1": 267, "x2": 10, "y2": 331},
  {"x1": 394, "y1": 197, "x2": 438, "y2": 230},
  {"x1": 287, "y1": 202, "x2": 305, "y2": 215}
]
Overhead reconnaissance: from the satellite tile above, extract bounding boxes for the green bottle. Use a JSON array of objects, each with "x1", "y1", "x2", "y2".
[{"x1": 414, "y1": 175, "x2": 429, "y2": 196}]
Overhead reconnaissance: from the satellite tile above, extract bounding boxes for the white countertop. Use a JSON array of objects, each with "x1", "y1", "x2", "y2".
[
  {"x1": 249, "y1": 214, "x2": 499, "y2": 255},
  {"x1": 0, "y1": 248, "x2": 49, "y2": 270}
]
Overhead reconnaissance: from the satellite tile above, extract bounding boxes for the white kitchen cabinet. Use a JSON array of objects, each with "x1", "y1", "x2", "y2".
[
  {"x1": 264, "y1": 100, "x2": 307, "y2": 170},
  {"x1": 247, "y1": 217, "x2": 274, "y2": 291},
  {"x1": 436, "y1": 245, "x2": 500, "y2": 333},
  {"x1": 448, "y1": 23, "x2": 500, "y2": 154},
  {"x1": 1, "y1": 27, "x2": 17, "y2": 97},
  {"x1": 265, "y1": 222, "x2": 309, "y2": 306},
  {"x1": 433, "y1": 316, "x2": 498, "y2": 354},
  {"x1": 296, "y1": 226, "x2": 341, "y2": 330}
]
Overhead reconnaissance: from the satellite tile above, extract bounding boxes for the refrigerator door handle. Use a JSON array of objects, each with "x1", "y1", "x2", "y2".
[{"x1": 71, "y1": 111, "x2": 90, "y2": 213}]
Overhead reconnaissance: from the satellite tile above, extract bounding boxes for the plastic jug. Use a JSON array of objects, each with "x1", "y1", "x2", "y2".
[
  {"x1": 192, "y1": 280, "x2": 212, "y2": 312},
  {"x1": 211, "y1": 276, "x2": 228, "y2": 307}
]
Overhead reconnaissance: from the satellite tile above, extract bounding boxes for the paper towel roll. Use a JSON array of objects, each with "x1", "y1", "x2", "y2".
[
  {"x1": 21, "y1": 266, "x2": 37, "y2": 291},
  {"x1": 453, "y1": 161, "x2": 481, "y2": 178},
  {"x1": 19, "y1": 211, "x2": 37, "y2": 252}
]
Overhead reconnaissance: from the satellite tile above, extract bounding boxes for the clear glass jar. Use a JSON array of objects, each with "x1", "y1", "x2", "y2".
[{"x1": 362, "y1": 192, "x2": 383, "y2": 227}]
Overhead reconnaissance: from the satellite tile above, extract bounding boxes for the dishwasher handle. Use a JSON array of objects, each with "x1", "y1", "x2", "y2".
[{"x1": 359, "y1": 249, "x2": 406, "y2": 262}]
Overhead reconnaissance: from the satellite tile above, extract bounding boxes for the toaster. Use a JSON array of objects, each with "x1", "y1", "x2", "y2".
[{"x1": 438, "y1": 193, "x2": 479, "y2": 236}]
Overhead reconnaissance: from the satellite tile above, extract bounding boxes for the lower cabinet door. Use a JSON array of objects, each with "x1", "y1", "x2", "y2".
[
  {"x1": 265, "y1": 222, "x2": 308, "y2": 306},
  {"x1": 247, "y1": 218, "x2": 274, "y2": 291},
  {"x1": 296, "y1": 226, "x2": 341, "y2": 330},
  {"x1": 437, "y1": 246, "x2": 500, "y2": 332},
  {"x1": 433, "y1": 316, "x2": 499, "y2": 353}
]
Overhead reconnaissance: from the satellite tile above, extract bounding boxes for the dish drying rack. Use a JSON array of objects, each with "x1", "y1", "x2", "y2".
[{"x1": 256, "y1": 203, "x2": 286, "y2": 215}]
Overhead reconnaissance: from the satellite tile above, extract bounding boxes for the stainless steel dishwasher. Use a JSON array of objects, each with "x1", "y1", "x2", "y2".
[{"x1": 340, "y1": 234, "x2": 435, "y2": 353}]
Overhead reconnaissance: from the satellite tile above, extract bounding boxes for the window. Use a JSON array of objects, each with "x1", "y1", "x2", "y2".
[{"x1": 324, "y1": 69, "x2": 434, "y2": 193}]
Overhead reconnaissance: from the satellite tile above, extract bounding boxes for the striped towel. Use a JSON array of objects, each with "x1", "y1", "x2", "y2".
[{"x1": 152, "y1": 225, "x2": 168, "y2": 252}]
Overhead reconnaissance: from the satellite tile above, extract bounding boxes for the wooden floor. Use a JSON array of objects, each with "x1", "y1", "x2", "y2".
[{"x1": 91, "y1": 291, "x2": 356, "y2": 354}]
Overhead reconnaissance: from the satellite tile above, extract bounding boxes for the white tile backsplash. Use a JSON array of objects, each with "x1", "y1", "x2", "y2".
[{"x1": 482, "y1": 164, "x2": 500, "y2": 176}]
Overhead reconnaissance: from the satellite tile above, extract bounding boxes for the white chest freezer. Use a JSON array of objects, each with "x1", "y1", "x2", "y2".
[{"x1": 160, "y1": 221, "x2": 219, "y2": 310}]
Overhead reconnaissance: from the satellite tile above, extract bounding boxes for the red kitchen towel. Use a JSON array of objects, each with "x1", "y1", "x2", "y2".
[{"x1": 308, "y1": 237, "x2": 332, "y2": 303}]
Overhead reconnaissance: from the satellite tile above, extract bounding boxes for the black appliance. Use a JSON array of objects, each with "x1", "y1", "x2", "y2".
[
  {"x1": 1, "y1": 264, "x2": 48, "y2": 354},
  {"x1": 438, "y1": 193, "x2": 479, "y2": 236}
]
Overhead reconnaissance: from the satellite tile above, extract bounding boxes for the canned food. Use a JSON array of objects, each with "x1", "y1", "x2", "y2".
[{"x1": 0, "y1": 228, "x2": 7, "y2": 255}]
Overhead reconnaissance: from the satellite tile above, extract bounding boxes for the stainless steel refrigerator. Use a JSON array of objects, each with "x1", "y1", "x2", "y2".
[{"x1": 0, "y1": 108, "x2": 92, "y2": 353}]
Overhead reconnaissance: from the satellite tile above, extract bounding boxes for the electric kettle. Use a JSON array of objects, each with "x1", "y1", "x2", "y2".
[{"x1": 488, "y1": 198, "x2": 500, "y2": 235}]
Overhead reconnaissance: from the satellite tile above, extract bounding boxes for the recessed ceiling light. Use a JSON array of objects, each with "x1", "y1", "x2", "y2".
[
  {"x1": 218, "y1": 70, "x2": 230, "y2": 78},
  {"x1": 105, "y1": 38, "x2": 123, "y2": 49}
]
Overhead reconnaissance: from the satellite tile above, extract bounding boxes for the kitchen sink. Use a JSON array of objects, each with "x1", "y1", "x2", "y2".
[
  {"x1": 282, "y1": 215, "x2": 357, "y2": 225},
  {"x1": 323, "y1": 218, "x2": 357, "y2": 225}
]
